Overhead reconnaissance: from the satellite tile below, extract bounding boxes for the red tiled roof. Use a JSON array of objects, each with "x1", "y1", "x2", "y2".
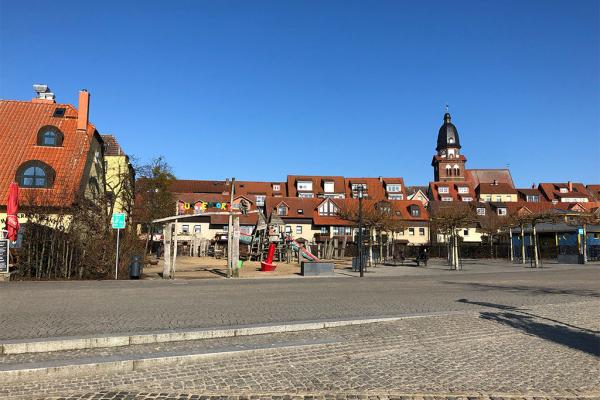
[
  {"x1": 235, "y1": 181, "x2": 287, "y2": 196},
  {"x1": 428, "y1": 181, "x2": 476, "y2": 202},
  {"x1": 0, "y1": 100, "x2": 97, "y2": 207},
  {"x1": 286, "y1": 175, "x2": 345, "y2": 196},
  {"x1": 477, "y1": 182, "x2": 518, "y2": 195},
  {"x1": 101, "y1": 134, "x2": 125, "y2": 156},
  {"x1": 169, "y1": 180, "x2": 228, "y2": 194},
  {"x1": 538, "y1": 183, "x2": 591, "y2": 202},
  {"x1": 465, "y1": 169, "x2": 515, "y2": 188}
]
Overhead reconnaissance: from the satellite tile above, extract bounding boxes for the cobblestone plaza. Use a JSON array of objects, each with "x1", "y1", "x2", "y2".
[{"x1": 1, "y1": 263, "x2": 599, "y2": 399}]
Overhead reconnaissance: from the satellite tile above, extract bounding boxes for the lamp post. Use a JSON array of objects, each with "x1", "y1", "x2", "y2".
[{"x1": 357, "y1": 186, "x2": 364, "y2": 278}]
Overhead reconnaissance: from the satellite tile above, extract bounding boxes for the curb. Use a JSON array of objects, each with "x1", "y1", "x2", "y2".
[
  {"x1": 0, "y1": 313, "x2": 454, "y2": 355},
  {"x1": 0, "y1": 343, "x2": 317, "y2": 381}
]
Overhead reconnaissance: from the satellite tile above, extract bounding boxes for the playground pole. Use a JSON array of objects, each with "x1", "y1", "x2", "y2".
[{"x1": 227, "y1": 177, "x2": 236, "y2": 278}]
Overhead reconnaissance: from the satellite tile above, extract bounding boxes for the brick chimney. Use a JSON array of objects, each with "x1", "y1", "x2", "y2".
[{"x1": 77, "y1": 89, "x2": 90, "y2": 131}]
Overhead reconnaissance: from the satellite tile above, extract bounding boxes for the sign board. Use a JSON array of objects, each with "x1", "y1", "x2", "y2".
[
  {"x1": 578, "y1": 228, "x2": 584, "y2": 235},
  {"x1": 111, "y1": 213, "x2": 126, "y2": 229},
  {"x1": 0, "y1": 239, "x2": 9, "y2": 273}
]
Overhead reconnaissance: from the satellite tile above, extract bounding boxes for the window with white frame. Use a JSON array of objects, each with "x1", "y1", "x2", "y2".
[
  {"x1": 438, "y1": 186, "x2": 449, "y2": 194},
  {"x1": 182, "y1": 224, "x2": 189, "y2": 234},
  {"x1": 457, "y1": 186, "x2": 468, "y2": 194},
  {"x1": 320, "y1": 227, "x2": 328, "y2": 234},
  {"x1": 497, "y1": 207, "x2": 507, "y2": 216},
  {"x1": 285, "y1": 226, "x2": 292, "y2": 233},
  {"x1": 297, "y1": 181, "x2": 312, "y2": 191},
  {"x1": 351, "y1": 183, "x2": 367, "y2": 194},
  {"x1": 324, "y1": 181, "x2": 335, "y2": 193},
  {"x1": 386, "y1": 184, "x2": 401, "y2": 192},
  {"x1": 419, "y1": 228, "x2": 425, "y2": 236},
  {"x1": 255, "y1": 195, "x2": 266, "y2": 206},
  {"x1": 296, "y1": 226, "x2": 302, "y2": 234},
  {"x1": 410, "y1": 206, "x2": 420, "y2": 217},
  {"x1": 477, "y1": 207, "x2": 486, "y2": 216},
  {"x1": 277, "y1": 204, "x2": 288, "y2": 216},
  {"x1": 409, "y1": 228, "x2": 415, "y2": 236},
  {"x1": 462, "y1": 197, "x2": 473, "y2": 202},
  {"x1": 495, "y1": 196, "x2": 502, "y2": 202},
  {"x1": 194, "y1": 224, "x2": 201, "y2": 233},
  {"x1": 298, "y1": 192, "x2": 314, "y2": 198},
  {"x1": 272, "y1": 184, "x2": 280, "y2": 192},
  {"x1": 318, "y1": 200, "x2": 338, "y2": 216},
  {"x1": 388, "y1": 193, "x2": 403, "y2": 200},
  {"x1": 526, "y1": 195, "x2": 539, "y2": 202},
  {"x1": 485, "y1": 195, "x2": 492, "y2": 201},
  {"x1": 441, "y1": 197, "x2": 453, "y2": 202},
  {"x1": 559, "y1": 188, "x2": 568, "y2": 193}
]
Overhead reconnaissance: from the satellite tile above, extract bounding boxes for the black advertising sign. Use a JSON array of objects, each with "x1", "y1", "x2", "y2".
[{"x1": 0, "y1": 239, "x2": 8, "y2": 273}]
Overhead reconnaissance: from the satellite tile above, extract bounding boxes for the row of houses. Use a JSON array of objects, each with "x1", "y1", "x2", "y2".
[
  {"x1": 165, "y1": 111, "x2": 599, "y2": 248},
  {"x1": 1, "y1": 85, "x2": 598, "y2": 253}
]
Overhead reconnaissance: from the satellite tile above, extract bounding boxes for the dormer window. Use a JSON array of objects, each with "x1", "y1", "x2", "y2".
[
  {"x1": 438, "y1": 186, "x2": 449, "y2": 194},
  {"x1": 559, "y1": 188, "x2": 568, "y2": 193},
  {"x1": 386, "y1": 184, "x2": 401, "y2": 192},
  {"x1": 297, "y1": 209, "x2": 304, "y2": 214},
  {"x1": 37, "y1": 126, "x2": 63, "y2": 147},
  {"x1": 457, "y1": 186, "x2": 468, "y2": 194},
  {"x1": 277, "y1": 204, "x2": 288, "y2": 216},
  {"x1": 497, "y1": 207, "x2": 507, "y2": 216},
  {"x1": 324, "y1": 181, "x2": 334, "y2": 193},
  {"x1": 409, "y1": 205, "x2": 420, "y2": 217},
  {"x1": 297, "y1": 181, "x2": 312, "y2": 191},
  {"x1": 16, "y1": 160, "x2": 55, "y2": 188},
  {"x1": 272, "y1": 184, "x2": 281, "y2": 192}
]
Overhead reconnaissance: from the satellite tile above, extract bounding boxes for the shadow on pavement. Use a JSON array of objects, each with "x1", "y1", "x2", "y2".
[
  {"x1": 456, "y1": 298, "x2": 600, "y2": 357},
  {"x1": 480, "y1": 311, "x2": 600, "y2": 357},
  {"x1": 445, "y1": 281, "x2": 600, "y2": 298}
]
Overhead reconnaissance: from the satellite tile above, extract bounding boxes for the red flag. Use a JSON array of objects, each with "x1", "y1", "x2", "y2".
[{"x1": 6, "y1": 182, "x2": 19, "y2": 242}]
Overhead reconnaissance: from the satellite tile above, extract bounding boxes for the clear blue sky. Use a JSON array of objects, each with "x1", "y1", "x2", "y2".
[{"x1": 1, "y1": 0, "x2": 598, "y2": 187}]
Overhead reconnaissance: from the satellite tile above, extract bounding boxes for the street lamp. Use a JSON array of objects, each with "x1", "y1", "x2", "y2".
[{"x1": 357, "y1": 186, "x2": 365, "y2": 278}]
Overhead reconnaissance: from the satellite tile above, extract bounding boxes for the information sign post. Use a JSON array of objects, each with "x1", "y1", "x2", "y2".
[{"x1": 111, "y1": 213, "x2": 127, "y2": 279}]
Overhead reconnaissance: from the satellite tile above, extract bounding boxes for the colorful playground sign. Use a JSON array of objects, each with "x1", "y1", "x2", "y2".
[{"x1": 178, "y1": 200, "x2": 231, "y2": 215}]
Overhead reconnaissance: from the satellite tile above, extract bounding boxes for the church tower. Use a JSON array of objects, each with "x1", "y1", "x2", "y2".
[{"x1": 431, "y1": 112, "x2": 467, "y2": 181}]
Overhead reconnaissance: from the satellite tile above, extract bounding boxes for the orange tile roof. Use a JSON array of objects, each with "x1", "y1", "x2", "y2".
[
  {"x1": 0, "y1": 100, "x2": 97, "y2": 207},
  {"x1": 101, "y1": 134, "x2": 125, "y2": 156},
  {"x1": 478, "y1": 182, "x2": 518, "y2": 195}
]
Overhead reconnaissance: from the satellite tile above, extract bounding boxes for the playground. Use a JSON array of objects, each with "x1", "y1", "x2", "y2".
[{"x1": 142, "y1": 255, "x2": 350, "y2": 279}]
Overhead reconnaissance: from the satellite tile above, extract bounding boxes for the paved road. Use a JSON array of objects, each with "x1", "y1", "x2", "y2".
[
  {"x1": 2, "y1": 300, "x2": 598, "y2": 399},
  {"x1": 1, "y1": 263, "x2": 599, "y2": 340}
]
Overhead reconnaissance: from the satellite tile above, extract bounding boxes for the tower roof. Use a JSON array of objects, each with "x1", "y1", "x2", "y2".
[{"x1": 436, "y1": 112, "x2": 461, "y2": 151}]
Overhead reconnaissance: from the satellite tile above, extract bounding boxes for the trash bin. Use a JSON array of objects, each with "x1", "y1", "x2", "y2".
[{"x1": 128, "y1": 255, "x2": 142, "y2": 279}]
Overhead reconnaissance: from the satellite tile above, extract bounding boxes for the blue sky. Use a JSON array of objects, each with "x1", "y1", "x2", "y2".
[{"x1": 1, "y1": 0, "x2": 598, "y2": 186}]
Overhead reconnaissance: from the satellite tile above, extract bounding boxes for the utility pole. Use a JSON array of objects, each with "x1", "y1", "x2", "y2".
[
  {"x1": 227, "y1": 177, "x2": 236, "y2": 278},
  {"x1": 358, "y1": 186, "x2": 364, "y2": 278}
]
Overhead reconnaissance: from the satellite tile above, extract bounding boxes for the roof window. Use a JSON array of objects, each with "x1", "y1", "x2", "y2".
[{"x1": 52, "y1": 107, "x2": 66, "y2": 118}]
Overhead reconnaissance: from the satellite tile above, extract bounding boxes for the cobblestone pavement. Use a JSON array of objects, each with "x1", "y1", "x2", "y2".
[
  {"x1": 1, "y1": 264, "x2": 599, "y2": 340},
  {"x1": 1, "y1": 301, "x2": 599, "y2": 399}
]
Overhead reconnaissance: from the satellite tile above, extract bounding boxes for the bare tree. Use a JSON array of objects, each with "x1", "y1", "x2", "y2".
[
  {"x1": 477, "y1": 208, "x2": 511, "y2": 258},
  {"x1": 430, "y1": 202, "x2": 476, "y2": 270},
  {"x1": 133, "y1": 156, "x2": 176, "y2": 255},
  {"x1": 565, "y1": 208, "x2": 600, "y2": 263},
  {"x1": 509, "y1": 207, "x2": 556, "y2": 268}
]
